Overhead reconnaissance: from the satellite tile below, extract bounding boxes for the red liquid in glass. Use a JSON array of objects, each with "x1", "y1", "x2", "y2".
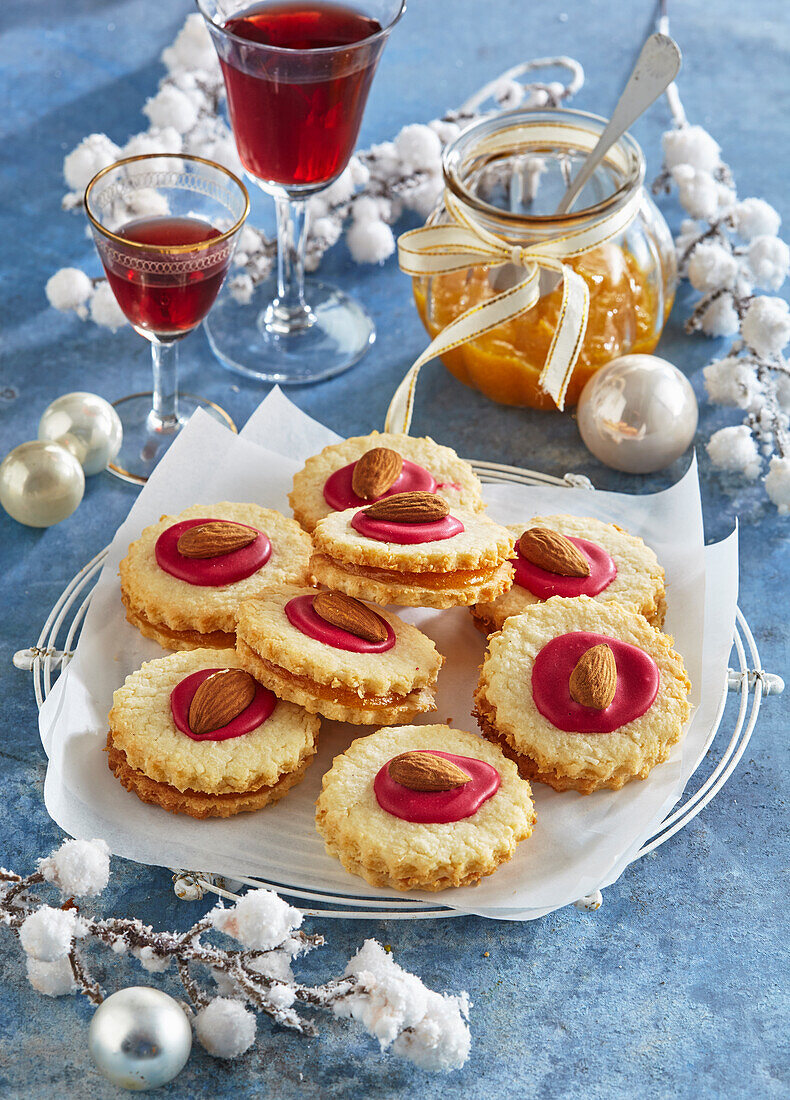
[
  {"x1": 220, "y1": 2, "x2": 383, "y2": 187},
  {"x1": 100, "y1": 216, "x2": 231, "y2": 337}
]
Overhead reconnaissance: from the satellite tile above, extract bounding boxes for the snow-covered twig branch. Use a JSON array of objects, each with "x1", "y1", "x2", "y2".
[{"x1": 2, "y1": 838, "x2": 470, "y2": 1071}]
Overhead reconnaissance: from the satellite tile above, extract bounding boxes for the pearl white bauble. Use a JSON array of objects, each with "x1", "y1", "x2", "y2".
[
  {"x1": 88, "y1": 987, "x2": 192, "y2": 1091},
  {"x1": 38, "y1": 392, "x2": 122, "y2": 476},
  {"x1": 0, "y1": 441, "x2": 85, "y2": 527},
  {"x1": 576, "y1": 355, "x2": 699, "y2": 474}
]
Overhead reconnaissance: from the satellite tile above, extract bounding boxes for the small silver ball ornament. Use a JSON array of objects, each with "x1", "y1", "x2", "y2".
[
  {"x1": 0, "y1": 441, "x2": 85, "y2": 527},
  {"x1": 38, "y1": 391, "x2": 122, "y2": 476},
  {"x1": 576, "y1": 354, "x2": 698, "y2": 474},
  {"x1": 88, "y1": 987, "x2": 192, "y2": 1091}
]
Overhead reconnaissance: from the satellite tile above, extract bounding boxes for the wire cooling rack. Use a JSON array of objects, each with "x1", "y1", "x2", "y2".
[{"x1": 15, "y1": 461, "x2": 784, "y2": 919}]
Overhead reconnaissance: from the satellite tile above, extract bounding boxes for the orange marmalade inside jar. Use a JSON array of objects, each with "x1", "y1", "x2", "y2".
[{"x1": 412, "y1": 110, "x2": 677, "y2": 410}]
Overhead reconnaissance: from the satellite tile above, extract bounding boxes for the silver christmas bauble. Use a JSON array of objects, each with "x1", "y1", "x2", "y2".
[
  {"x1": 0, "y1": 441, "x2": 85, "y2": 527},
  {"x1": 88, "y1": 987, "x2": 192, "y2": 1091},
  {"x1": 38, "y1": 391, "x2": 122, "y2": 476},
  {"x1": 576, "y1": 354, "x2": 699, "y2": 474}
]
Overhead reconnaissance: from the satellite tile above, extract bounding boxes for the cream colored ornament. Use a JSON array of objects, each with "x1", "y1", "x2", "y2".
[
  {"x1": 0, "y1": 441, "x2": 85, "y2": 527},
  {"x1": 576, "y1": 354, "x2": 698, "y2": 474},
  {"x1": 38, "y1": 391, "x2": 122, "y2": 476}
]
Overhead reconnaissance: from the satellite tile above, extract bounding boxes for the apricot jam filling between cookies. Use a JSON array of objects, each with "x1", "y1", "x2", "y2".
[
  {"x1": 156, "y1": 518, "x2": 271, "y2": 586},
  {"x1": 513, "y1": 535, "x2": 616, "y2": 599},
  {"x1": 314, "y1": 556, "x2": 501, "y2": 589},
  {"x1": 374, "y1": 750, "x2": 500, "y2": 823},
  {"x1": 285, "y1": 594, "x2": 395, "y2": 653},
  {"x1": 245, "y1": 651, "x2": 416, "y2": 709},
  {"x1": 531, "y1": 631, "x2": 659, "y2": 734},
  {"x1": 170, "y1": 668, "x2": 275, "y2": 741}
]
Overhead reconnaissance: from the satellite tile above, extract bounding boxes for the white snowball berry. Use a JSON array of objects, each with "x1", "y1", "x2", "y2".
[
  {"x1": 662, "y1": 125, "x2": 721, "y2": 173},
  {"x1": 741, "y1": 296, "x2": 790, "y2": 357},
  {"x1": 46, "y1": 268, "x2": 93, "y2": 316},
  {"x1": 123, "y1": 128, "x2": 184, "y2": 157},
  {"x1": 161, "y1": 13, "x2": 217, "y2": 75},
  {"x1": 127, "y1": 187, "x2": 171, "y2": 219},
  {"x1": 38, "y1": 838, "x2": 110, "y2": 897},
  {"x1": 311, "y1": 215, "x2": 342, "y2": 248},
  {"x1": 211, "y1": 890, "x2": 302, "y2": 951},
  {"x1": 228, "y1": 273, "x2": 255, "y2": 305},
  {"x1": 671, "y1": 166, "x2": 720, "y2": 221},
  {"x1": 26, "y1": 956, "x2": 76, "y2": 997},
  {"x1": 706, "y1": 425, "x2": 762, "y2": 478},
  {"x1": 89, "y1": 281, "x2": 127, "y2": 331},
  {"x1": 703, "y1": 357, "x2": 764, "y2": 411},
  {"x1": 334, "y1": 939, "x2": 471, "y2": 1071},
  {"x1": 322, "y1": 165, "x2": 356, "y2": 207},
  {"x1": 747, "y1": 236, "x2": 790, "y2": 291},
  {"x1": 732, "y1": 197, "x2": 781, "y2": 241},
  {"x1": 428, "y1": 118, "x2": 461, "y2": 145},
  {"x1": 405, "y1": 174, "x2": 443, "y2": 220},
  {"x1": 19, "y1": 906, "x2": 82, "y2": 962},
  {"x1": 348, "y1": 155, "x2": 370, "y2": 188},
  {"x1": 765, "y1": 454, "x2": 790, "y2": 513},
  {"x1": 63, "y1": 133, "x2": 122, "y2": 192},
  {"x1": 775, "y1": 371, "x2": 790, "y2": 413},
  {"x1": 699, "y1": 294, "x2": 740, "y2": 338},
  {"x1": 394, "y1": 124, "x2": 442, "y2": 171},
  {"x1": 143, "y1": 85, "x2": 199, "y2": 135},
  {"x1": 347, "y1": 218, "x2": 395, "y2": 264},
  {"x1": 687, "y1": 241, "x2": 738, "y2": 292},
  {"x1": 492, "y1": 78, "x2": 524, "y2": 109},
  {"x1": 195, "y1": 998, "x2": 257, "y2": 1058}
]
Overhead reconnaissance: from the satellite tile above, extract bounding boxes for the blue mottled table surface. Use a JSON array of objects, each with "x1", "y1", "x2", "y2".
[{"x1": 1, "y1": 1, "x2": 788, "y2": 1096}]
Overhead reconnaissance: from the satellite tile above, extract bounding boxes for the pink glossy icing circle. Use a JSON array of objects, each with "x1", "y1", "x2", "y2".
[
  {"x1": 350, "y1": 510, "x2": 464, "y2": 545},
  {"x1": 155, "y1": 518, "x2": 271, "y2": 587},
  {"x1": 513, "y1": 535, "x2": 616, "y2": 599},
  {"x1": 374, "y1": 750, "x2": 501, "y2": 823},
  {"x1": 170, "y1": 667, "x2": 276, "y2": 742},
  {"x1": 323, "y1": 458, "x2": 437, "y2": 511},
  {"x1": 531, "y1": 631, "x2": 659, "y2": 734},
  {"x1": 285, "y1": 594, "x2": 395, "y2": 653}
]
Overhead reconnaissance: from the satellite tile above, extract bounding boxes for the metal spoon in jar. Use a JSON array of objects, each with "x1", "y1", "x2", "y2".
[{"x1": 490, "y1": 32, "x2": 682, "y2": 294}]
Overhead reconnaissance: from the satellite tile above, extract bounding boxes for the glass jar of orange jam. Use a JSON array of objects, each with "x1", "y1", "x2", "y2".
[{"x1": 412, "y1": 109, "x2": 677, "y2": 410}]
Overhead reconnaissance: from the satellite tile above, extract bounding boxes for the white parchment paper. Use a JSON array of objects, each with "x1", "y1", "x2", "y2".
[{"x1": 39, "y1": 391, "x2": 738, "y2": 920}]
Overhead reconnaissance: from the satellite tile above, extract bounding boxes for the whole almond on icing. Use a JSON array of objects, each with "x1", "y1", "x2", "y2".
[
  {"x1": 312, "y1": 591, "x2": 388, "y2": 644},
  {"x1": 352, "y1": 447, "x2": 403, "y2": 500},
  {"x1": 518, "y1": 527, "x2": 590, "y2": 577},
  {"x1": 177, "y1": 521, "x2": 257, "y2": 559},
  {"x1": 388, "y1": 751, "x2": 471, "y2": 792},
  {"x1": 188, "y1": 668, "x2": 257, "y2": 735},
  {"x1": 568, "y1": 644, "x2": 617, "y2": 710},
  {"x1": 363, "y1": 491, "x2": 449, "y2": 524}
]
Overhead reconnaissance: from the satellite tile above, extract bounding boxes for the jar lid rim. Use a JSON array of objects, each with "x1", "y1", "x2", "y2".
[{"x1": 442, "y1": 107, "x2": 646, "y2": 226}]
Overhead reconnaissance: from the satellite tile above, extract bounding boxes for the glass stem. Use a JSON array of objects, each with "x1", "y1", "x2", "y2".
[
  {"x1": 149, "y1": 339, "x2": 180, "y2": 433},
  {"x1": 265, "y1": 195, "x2": 314, "y2": 334}
]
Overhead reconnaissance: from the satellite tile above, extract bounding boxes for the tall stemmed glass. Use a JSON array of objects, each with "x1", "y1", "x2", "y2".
[
  {"x1": 197, "y1": 0, "x2": 406, "y2": 384},
  {"x1": 85, "y1": 154, "x2": 249, "y2": 483}
]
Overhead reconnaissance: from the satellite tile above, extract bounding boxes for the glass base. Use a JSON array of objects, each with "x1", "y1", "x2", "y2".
[
  {"x1": 203, "y1": 277, "x2": 375, "y2": 384},
  {"x1": 108, "y1": 392, "x2": 236, "y2": 485}
]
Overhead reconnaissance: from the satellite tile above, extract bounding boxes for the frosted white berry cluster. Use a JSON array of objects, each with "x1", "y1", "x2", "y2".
[
  {"x1": 46, "y1": 13, "x2": 584, "y2": 321},
  {"x1": 2, "y1": 838, "x2": 470, "y2": 1072},
  {"x1": 656, "y1": 119, "x2": 790, "y2": 511}
]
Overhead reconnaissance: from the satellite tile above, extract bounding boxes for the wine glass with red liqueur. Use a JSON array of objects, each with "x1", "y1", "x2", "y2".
[
  {"x1": 197, "y1": 0, "x2": 406, "y2": 384},
  {"x1": 85, "y1": 153, "x2": 249, "y2": 483}
]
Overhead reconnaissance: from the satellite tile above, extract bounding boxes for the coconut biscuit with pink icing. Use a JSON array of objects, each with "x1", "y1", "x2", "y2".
[{"x1": 235, "y1": 583, "x2": 443, "y2": 724}]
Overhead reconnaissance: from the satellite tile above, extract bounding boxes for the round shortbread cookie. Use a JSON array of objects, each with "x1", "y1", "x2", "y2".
[
  {"x1": 472, "y1": 515, "x2": 666, "y2": 633},
  {"x1": 474, "y1": 596, "x2": 691, "y2": 794},
  {"x1": 108, "y1": 648, "x2": 320, "y2": 799},
  {"x1": 310, "y1": 505, "x2": 515, "y2": 609},
  {"x1": 289, "y1": 431, "x2": 485, "y2": 533},
  {"x1": 119, "y1": 502, "x2": 313, "y2": 649},
  {"x1": 234, "y1": 584, "x2": 443, "y2": 724},
  {"x1": 315, "y1": 724, "x2": 536, "y2": 892}
]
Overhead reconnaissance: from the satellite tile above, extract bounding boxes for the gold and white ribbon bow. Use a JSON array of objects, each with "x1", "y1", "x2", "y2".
[{"x1": 385, "y1": 123, "x2": 643, "y2": 432}]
